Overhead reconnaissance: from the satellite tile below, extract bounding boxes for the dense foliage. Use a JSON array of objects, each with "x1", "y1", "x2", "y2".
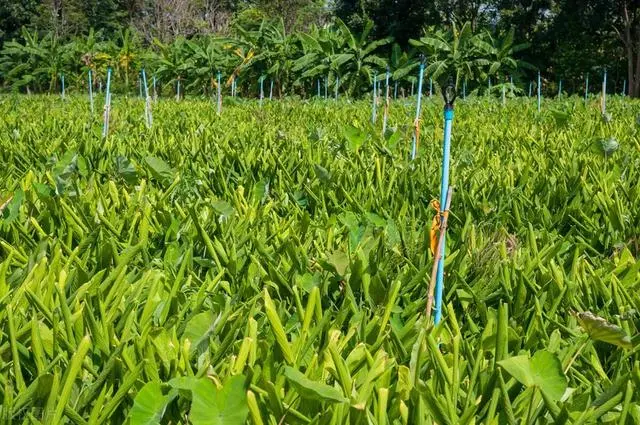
[
  {"x1": 2, "y1": 1, "x2": 638, "y2": 95},
  {"x1": 0, "y1": 94, "x2": 639, "y2": 423},
  {"x1": 0, "y1": 19, "x2": 533, "y2": 98}
]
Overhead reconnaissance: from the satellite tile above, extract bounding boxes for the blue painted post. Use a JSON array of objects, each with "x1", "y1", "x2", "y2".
[
  {"x1": 537, "y1": 71, "x2": 541, "y2": 112},
  {"x1": 102, "y1": 67, "x2": 112, "y2": 138},
  {"x1": 325, "y1": 76, "x2": 328, "y2": 99},
  {"x1": 61, "y1": 74, "x2": 65, "y2": 100},
  {"x1": 488, "y1": 77, "x2": 492, "y2": 95},
  {"x1": 259, "y1": 77, "x2": 264, "y2": 107},
  {"x1": 383, "y1": 68, "x2": 390, "y2": 135},
  {"x1": 623, "y1": 79, "x2": 626, "y2": 96},
  {"x1": 372, "y1": 74, "x2": 377, "y2": 123},
  {"x1": 394, "y1": 81, "x2": 398, "y2": 99},
  {"x1": 139, "y1": 74, "x2": 143, "y2": 98},
  {"x1": 411, "y1": 81, "x2": 414, "y2": 97},
  {"x1": 335, "y1": 76, "x2": 339, "y2": 101},
  {"x1": 411, "y1": 61, "x2": 425, "y2": 160},
  {"x1": 153, "y1": 75, "x2": 157, "y2": 101},
  {"x1": 510, "y1": 75, "x2": 513, "y2": 94},
  {"x1": 317, "y1": 79, "x2": 320, "y2": 98},
  {"x1": 434, "y1": 96, "x2": 455, "y2": 325},
  {"x1": 142, "y1": 68, "x2": 152, "y2": 128},
  {"x1": 429, "y1": 77, "x2": 433, "y2": 97},
  {"x1": 269, "y1": 79, "x2": 273, "y2": 101},
  {"x1": 558, "y1": 80, "x2": 562, "y2": 98},
  {"x1": 217, "y1": 71, "x2": 222, "y2": 114},
  {"x1": 529, "y1": 81, "x2": 532, "y2": 97},
  {"x1": 88, "y1": 70, "x2": 94, "y2": 114},
  {"x1": 502, "y1": 83, "x2": 506, "y2": 106},
  {"x1": 176, "y1": 79, "x2": 181, "y2": 101},
  {"x1": 584, "y1": 73, "x2": 589, "y2": 103},
  {"x1": 603, "y1": 70, "x2": 608, "y2": 111}
]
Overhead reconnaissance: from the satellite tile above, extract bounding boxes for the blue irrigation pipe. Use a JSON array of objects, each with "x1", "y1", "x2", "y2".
[
  {"x1": 411, "y1": 59, "x2": 425, "y2": 160},
  {"x1": 411, "y1": 81, "x2": 414, "y2": 97},
  {"x1": 217, "y1": 71, "x2": 222, "y2": 114},
  {"x1": 537, "y1": 71, "x2": 541, "y2": 112},
  {"x1": 259, "y1": 76, "x2": 264, "y2": 107},
  {"x1": 558, "y1": 80, "x2": 562, "y2": 98},
  {"x1": 383, "y1": 68, "x2": 390, "y2": 135},
  {"x1": 153, "y1": 75, "x2": 157, "y2": 100},
  {"x1": 429, "y1": 77, "x2": 433, "y2": 97},
  {"x1": 317, "y1": 79, "x2": 320, "y2": 98},
  {"x1": 102, "y1": 67, "x2": 112, "y2": 138},
  {"x1": 142, "y1": 68, "x2": 152, "y2": 128},
  {"x1": 528, "y1": 81, "x2": 532, "y2": 97},
  {"x1": 371, "y1": 74, "x2": 377, "y2": 123},
  {"x1": 584, "y1": 73, "x2": 589, "y2": 103},
  {"x1": 488, "y1": 77, "x2": 492, "y2": 95},
  {"x1": 434, "y1": 81, "x2": 456, "y2": 325},
  {"x1": 623, "y1": 79, "x2": 626, "y2": 96},
  {"x1": 394, "y1": 81, "x2": 398, "y2": 99},
  {"x1": 61, "y1": 74, "x2": 65, "y2": 100},
  {"x1": 88, "y1": 70, "x2": 94, "y2": 114},
  {"x1": 139, "y1": 75, "x2": 143, "y2": 98},
  {"x1": 602, "y1": 69, "x2": 607, "y2": 115},
  {"x1": 335, "y1": 76, "x2": 339, "y2": 100},
  {"x1": 325, "y1": 76, "x2": 328, "y2": 99},
  {"x1": 269, "y1": 79, "x2": 273, "y2": 101}
]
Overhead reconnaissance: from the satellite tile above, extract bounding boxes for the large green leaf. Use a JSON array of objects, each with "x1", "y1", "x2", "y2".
[
  {"x1": 190, "y1": 375, "x2": 249, "y2": 425},
  {"x1": 498, "y1": 350, "x2": 567, "y2": 401},
  {"x1": 129, "y1": 381, "x2": 175, "y2": 425},
  {"x1": 145, "y1": 155, "x2": 175, "y2": 184}
]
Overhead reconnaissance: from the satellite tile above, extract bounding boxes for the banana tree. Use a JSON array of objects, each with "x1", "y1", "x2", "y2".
[
  {"x1": 410, "y1": 21, "x2": 487, "y2": 92},
  {"x1": 388, "y1": 43, "x2": 419, "y2": 94},
  {"x1": 112, "y1": 28, "x2": 139, "y2": 94},
  {"x1": 187, "y1": 36, "x2": 234, "y2": 95},
  {"x1": 334, "y1": 18, "x2": 392, "y2": 96},
  {"x1": 147, "y1": 37, "x2": 192, "y2": 99},
  {"x1": 0, "y1": 28, "x2": 43, "y2": 91}
]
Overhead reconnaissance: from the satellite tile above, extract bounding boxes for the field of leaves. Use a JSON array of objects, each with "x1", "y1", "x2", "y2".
[{"x1": 0, "y1": 94, "x2": 639, "y2": 424}]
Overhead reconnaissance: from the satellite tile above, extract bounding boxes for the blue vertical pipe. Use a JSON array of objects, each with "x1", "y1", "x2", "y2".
[
  {"x1": 139, "y1": 74, "x2": 143, "y2": 98},
  {"x1": 371, "y1": 74, "x2": 377, "y2": 123},
  {"x1": 537, "y1": 71, "x2": 541, "y2": 112},
  {"x1": 88, "y1": 70, "x2": 94, "y2": 114},
  {"x1": 528, "y1": 81, "x2": 532, "y2": 97},
  {"x1": 217, "y1": 71, "x2": 222, "y2": 114},
  {"x1": 411, "y1": 81, "x2": 414, "y2": 97},
  {"x1": 623, "y1": 79, "x2": 626, "y2": 96},
  {"x1": 429, "y1": 78, "x2": 433, "y2": 97},
  {"x1": 488, "y1": 77, "x2": 492, "y2": 95},
  {"x1": 434, "y1": 103, "x2": 454, "y2": 325},
  {"x1": 584, "y1": 74, "x2": 589, "y2": 103},
  {"x1": 61, "y1": 74, "x2": 65, "y2": 100},
  {"x1": 102, "y1": 67, "x2": 112, "y2": 138},
  {"x1": 394, "y1": 81, "x2": 398, "y2": 99},
  {"x1": 142, "y1": 68, "x2": 152, "y2": 128},
  {"x1": 317, "y1": 79, "x2": 320, "y2": 98},
  {"x1": 269, "y1": 79, "x2": 273, "y2": 100},
  {"x1": 325, "y1": 76, "x2": 328, "y2": 99},
  {"x1": 558, "y1": 80, "x2": 562, "y2": 97},
  {"x1": 335, "y1": 76, "x2": 339, "y2": 100},
  {"x1": 153, "y1": 75, "x2": 157, "y2": 100},
  {"x1": 259, "y1": 77, "x2": 264, "y2": 107},
  {"x1": 602, "y1": 69, "x2": 607, "y2": 115},
  {"x1": 411, "y1": 62, "x2": 425, "y2": 160},
  {"x1": 383, "y1": 68, "x2": 390, "y2": 135}
]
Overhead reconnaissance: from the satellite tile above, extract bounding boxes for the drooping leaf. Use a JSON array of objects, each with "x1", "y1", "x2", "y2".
[
  {"x1": 284, "y1": 367, "x2": 348, "y2": 403},
  {"x1": 498, "y1": 350, "x2": 567, "y2": 401},
  {"x1": 576, "y1": 311, "x2": 632, "y2": 349}
]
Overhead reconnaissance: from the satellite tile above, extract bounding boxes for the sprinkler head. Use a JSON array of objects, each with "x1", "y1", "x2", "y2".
[{"x1": 441, "y1": 76, "x2": 457, "y2": 108}]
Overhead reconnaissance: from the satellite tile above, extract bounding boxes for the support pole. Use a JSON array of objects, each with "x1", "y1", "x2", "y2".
[{"x1": 411, "y1": 60, "x2": 425, "y2": 160}]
